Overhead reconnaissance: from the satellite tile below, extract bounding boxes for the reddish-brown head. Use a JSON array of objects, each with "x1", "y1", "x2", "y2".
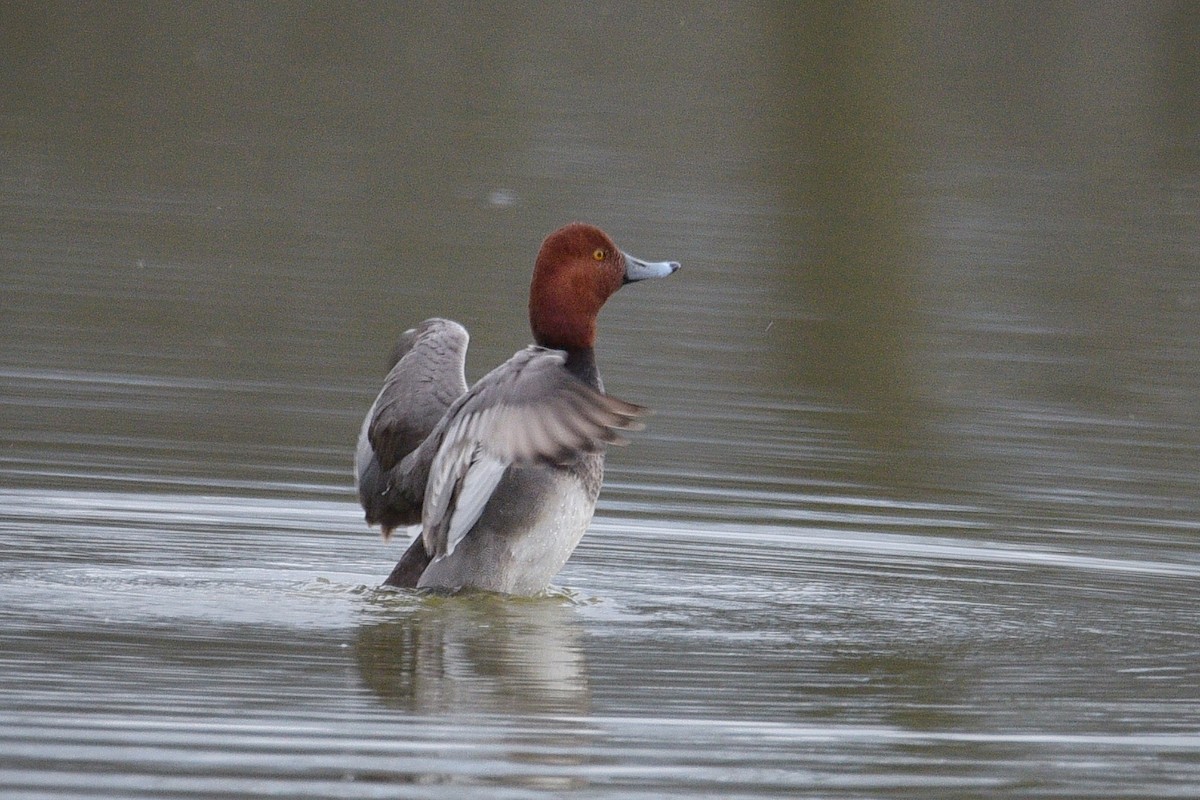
[
  {"x1": 528, "y1": 222, "x2": 680, "y2": 352},
  {"x1": 528, "y1": 223, "x2": 630, "y2": 351}
]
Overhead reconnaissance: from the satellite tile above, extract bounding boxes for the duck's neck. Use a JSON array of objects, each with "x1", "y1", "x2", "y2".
[{"x1": 564, "y1": 347, "x2": 603, "y2": 392}]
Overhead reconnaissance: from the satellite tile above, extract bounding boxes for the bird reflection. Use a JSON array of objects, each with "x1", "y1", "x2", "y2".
[{"x1": 353, "y1": 590, "x2": 590, "y2": 716}]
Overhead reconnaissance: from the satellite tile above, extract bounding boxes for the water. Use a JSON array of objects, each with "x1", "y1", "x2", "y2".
[{"x1": 3, "y1": 4, "x2": 1199, "y2": 798}]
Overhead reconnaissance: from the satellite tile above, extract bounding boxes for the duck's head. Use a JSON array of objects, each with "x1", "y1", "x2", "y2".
[{"x1": 528, "y1": 222, "x2": 679, "y2": 351}]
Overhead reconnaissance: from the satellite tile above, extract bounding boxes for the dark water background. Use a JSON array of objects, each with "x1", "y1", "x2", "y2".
[{"x1": 2, "y1": 4, "x2": 1199, "y2": 798}]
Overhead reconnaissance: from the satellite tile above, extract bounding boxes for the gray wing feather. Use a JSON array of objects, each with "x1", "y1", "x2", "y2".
[
  {"x1": 421, "y1": 346, "x2": 646, "y2": 559},
  {"x1": 355, "y1": 318, "x2": 469, "y2": 534},
  {"x1": 368, "y1": 318, "x2": 469, "y2": 471}
]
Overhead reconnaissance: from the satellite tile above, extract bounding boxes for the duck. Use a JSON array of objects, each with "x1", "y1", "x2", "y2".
[{"x1": 354, "y1": 222, "x2": 679, "y2": 594}]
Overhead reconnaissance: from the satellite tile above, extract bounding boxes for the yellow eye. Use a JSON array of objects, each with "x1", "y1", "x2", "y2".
[{"x1": 592, "y1": 248, "x2": 606, "y2": 261}]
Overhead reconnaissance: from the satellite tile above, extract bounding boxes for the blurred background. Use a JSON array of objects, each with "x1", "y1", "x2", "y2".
[
  {"x1": 3, "y1": 2, "x2": 1197, "y2": 522},
  {"x1": 2, "y1": 3, "x2": 1198, "y2": 797}
]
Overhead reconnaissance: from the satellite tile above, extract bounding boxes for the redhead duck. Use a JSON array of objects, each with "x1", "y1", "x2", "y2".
[{"x1": 355, "y1": 222, "x2": 679, "y2": 594}]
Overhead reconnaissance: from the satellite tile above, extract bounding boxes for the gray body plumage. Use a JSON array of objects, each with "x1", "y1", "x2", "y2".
[{"x1": 354, "y1": 318, "x2": 641, "y2": 594}]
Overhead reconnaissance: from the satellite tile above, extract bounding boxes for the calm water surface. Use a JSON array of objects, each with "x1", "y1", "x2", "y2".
[{"x1": 3, "y1": 4, "x2": 1199, "y2": 798}]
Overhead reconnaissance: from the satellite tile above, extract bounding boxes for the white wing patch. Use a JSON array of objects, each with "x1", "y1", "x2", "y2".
[
  {"x1": 420, "y1": 411, "x2": 506, "y2": 559},
  {"x1": 441, "y1": 448, "x2": 508, "y2": 556}
]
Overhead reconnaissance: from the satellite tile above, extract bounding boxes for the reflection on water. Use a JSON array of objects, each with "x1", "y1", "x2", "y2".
[
  {"x1": 355, "y1": 592, "x2": 589, "y2": 716},
  {"x1": 3, "y1": 2, "x2": 1200, "y2": 798}
]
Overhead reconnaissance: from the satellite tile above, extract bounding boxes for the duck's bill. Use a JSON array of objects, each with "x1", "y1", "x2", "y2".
[{"x1": 623, "y1": 252, "x2": 680, "y2": 283}]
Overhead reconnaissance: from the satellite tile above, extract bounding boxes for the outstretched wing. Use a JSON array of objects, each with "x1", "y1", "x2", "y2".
[
  {"x1": 422, "y1": 346, "x2": 645, "y2": 559},
  {"x1": 368, "y1": 318, "x2": 469, "y2": 471},
  {"x1": 355, "y1": 318, "x2": 469, "y2": 534}
]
